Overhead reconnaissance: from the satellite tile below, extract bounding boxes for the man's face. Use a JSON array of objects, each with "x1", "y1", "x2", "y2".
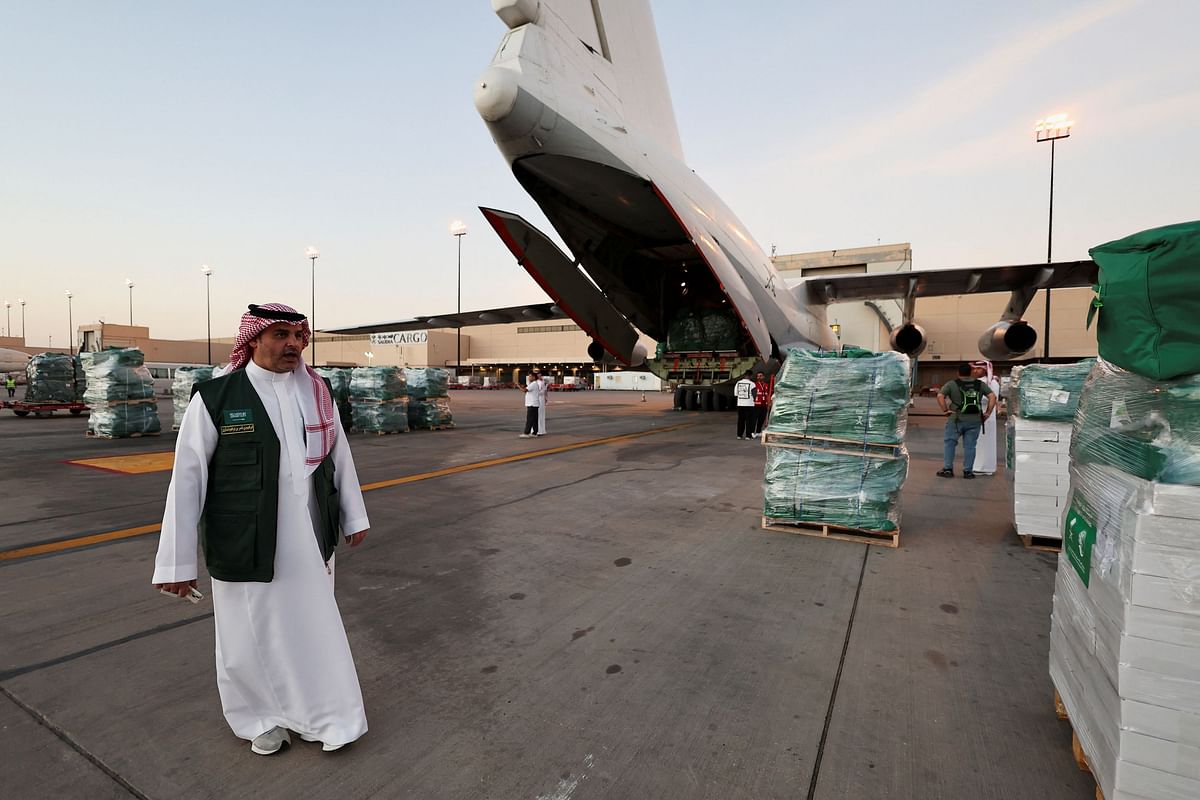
[
  {"x1": 756, "y1": 372, "x2": 765, "y2": 381},
  {"x1": 972, "y1": 367, "x2": 986, "y2": 379},
  {"x1": 249, "y1": 322, "x2": 305, "y2": 373}
]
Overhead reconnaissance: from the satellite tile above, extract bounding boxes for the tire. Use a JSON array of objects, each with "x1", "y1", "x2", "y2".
[
  {"x1": 69, "y1": 408, "x2": 82, "y2": 416},
  {"x1": 701, "y1": 389, "x2": 715, "y2": 412},
  {"x1": 674, "y1": 387, "x2": 687, "y2": 410},
  {"x1": 14, "y1": 410, "x2": 29, "y2": 417},
  {"x1": 686, "y1": 389, "x2": 701, "y2": 411}
]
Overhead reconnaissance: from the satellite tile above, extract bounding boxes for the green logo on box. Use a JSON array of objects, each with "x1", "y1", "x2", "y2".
[{"x1": 1063, "y1": 503, "x2": 1097, "y2": 586}]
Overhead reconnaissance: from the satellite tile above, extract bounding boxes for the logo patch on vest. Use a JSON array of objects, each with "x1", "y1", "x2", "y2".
[{"x1": 220, "y1": 408, "x2": 255, "y2": 435}]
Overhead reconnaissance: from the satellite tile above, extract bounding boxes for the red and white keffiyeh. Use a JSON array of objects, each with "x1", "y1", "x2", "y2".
[{"x1": 230, "y1": 302, "x2": 336, "y2": 473}]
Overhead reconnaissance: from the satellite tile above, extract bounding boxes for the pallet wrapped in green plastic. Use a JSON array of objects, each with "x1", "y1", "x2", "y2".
[
  {"x1": 1089, "y1": 220, "x2": 1200, "y2": 380},
  {"x1": 665, "y1": 308, "x2": 739, "y2": 352},
  {"x1": 404, "y1": 368, "x2": 449, "y2": 399},
  {"x1": 314, "y1": 367, "x2": 353, "y2": 430},
  {"x1": 768, "y1": 348, "x2": 911, "y2": 445},
  {"x1": 171, "y1": 366, "x2": 214, "y2": 427},
  {"x1": 88, "y1": 403, "x2": 162, "y2": 438},
  {"x1": 81, "y1": 349, "x2": 155, "y2": 403},
  {"x1": 407, "y1": 397, "x2": 453, "y2": 429},
  {"x1": 763, "y1": 447, "x2": 908, "y2": 532},
  {"x1": 1007, "y1": 359, "x2": 1094, "y2": 421},
  {"x1": 24, "y1": 352, "x2": 80, "y2": 403},
  {"x1": 349, "y1": 367, "x2": 407, "y2": 402},
  {"x1": 1070, "y1": 358, "x2": 1200, "y2": 485},
  {"x1": 352, "y1": 398, "x2": 409, "y2": 433}
]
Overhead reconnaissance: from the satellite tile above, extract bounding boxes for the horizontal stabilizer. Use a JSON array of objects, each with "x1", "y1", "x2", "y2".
[{"x1": 481, "y1": 206, "x2": 640, "y2": 365}]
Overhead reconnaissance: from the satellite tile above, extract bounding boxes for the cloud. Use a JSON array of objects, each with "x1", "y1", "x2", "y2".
[{"x1": 802, "y1": 0, "x2": 1139, "y2": 167}]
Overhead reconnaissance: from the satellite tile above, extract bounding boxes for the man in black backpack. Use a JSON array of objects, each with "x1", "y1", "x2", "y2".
[{"x1": 937, "y1": 363, "x2": 996, "y2": 479}]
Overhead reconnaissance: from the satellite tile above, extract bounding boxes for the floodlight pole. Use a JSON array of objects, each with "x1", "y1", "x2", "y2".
[
  {"x1": 19, "y1": 299, "x2": 26, "y2": 339},
  {"x1": 451, "y1": 221, "x2": 468, "y2": 376},
  {"x1": 306, "y1": 246, "x2": 320, "y2": 365},
  {"x1": 65, "y1": 291, "x2": 74, "y2": 356},
  {"x1": 1035, "y1": 114, "x2": 1072, "y2": 361},
  {"x1": 201, "y1": 266, "x2": 213, "y2": 365}
]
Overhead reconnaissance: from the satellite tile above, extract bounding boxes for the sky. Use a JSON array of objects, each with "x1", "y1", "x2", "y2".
[{"x1": 2, "y1": 0, "x2": 1198, "y2": 348}]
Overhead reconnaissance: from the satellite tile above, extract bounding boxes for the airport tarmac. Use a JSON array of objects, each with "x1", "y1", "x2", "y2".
[{"x1": 0, "y1": 390, "x2": 1096, "y2": 799}]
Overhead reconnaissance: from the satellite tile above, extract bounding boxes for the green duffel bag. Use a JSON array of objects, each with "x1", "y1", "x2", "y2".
[{"x1": 1088, "y1": 220, "x2": 1200, "y2": 380}]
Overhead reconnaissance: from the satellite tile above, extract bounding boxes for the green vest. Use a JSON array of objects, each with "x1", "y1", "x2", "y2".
[{"x1": 194, "y1": 369, "x2": 340, "y2": 582}]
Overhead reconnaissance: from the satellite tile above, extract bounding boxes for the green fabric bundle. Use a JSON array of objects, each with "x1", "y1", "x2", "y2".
[
  {"x1": 404, "y1": 368, "x2": 450, "y2": 399},
  {"x1": 349, "y1": 367, "x2": 407, "y2": 402},
  {"x1": 763, "y1": 447, "x2": 908, "y2": 532},
  {"x1": 352, "y1": 398, "x2": 409, "y2": 433},
  {"x1": 665, "y1": 309, "x2": 739, "y2": 352},
  {"x1": 81, "y1": 349, "x2": 155, "y2": 403},
  {"x1": 24, "y1": 352, "x2": 80, "y2": 403},
  {"x1": 314, "y1": 367, "x2": 353, "y2": 430},
  {"x1": 1089, "y1": 220, "x2": 1200, "y2": 380},
  {"x1": 407, "y1": 397, "x2": 454, "y2": 429},
  {"x1": 1070, "y1": 358, "x2": 1200, "y2": 485},
  {"x1": 88, "y1": 403, "x2": 162, "y2": 437},
  {"x1": 768, "y1": 349, "x2": 911, "y2": 445},
  {"x1": 1008, "y1": 360, "x2": 1094, "y2": 421},
  {"x1": 171, "y1": 366, "x2": 215, "y2": 427}
]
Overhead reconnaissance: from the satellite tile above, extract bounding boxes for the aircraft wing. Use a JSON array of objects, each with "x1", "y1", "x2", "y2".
[
  {"x1": 802, "y1": 260, "x2": 1098, "y2": 304},
  {"x1": 323, "y1": 302, "x2": 567, "y2": 336}
]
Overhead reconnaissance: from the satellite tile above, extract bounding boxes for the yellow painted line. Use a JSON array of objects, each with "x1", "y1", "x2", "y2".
[
  {"x1": 68, "y1": 452, "x2": 176, "y2": 474},
  {"x1": 1, "y1": 423, "x2": 695, "y2": 562},
  {"x1": 0, "y1": 525, "x2": 163, "y2": 562}
]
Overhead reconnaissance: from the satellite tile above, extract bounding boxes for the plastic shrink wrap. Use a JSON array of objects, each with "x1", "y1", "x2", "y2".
[
  {"x1": 350, "y1": 367, "x2": 408, "y2": 432},
  {"x1": 762, "y1": 349, "x2": 910, "y2": 532},
  {"x1": 407, "y1": 397, "x2": 454, "y2": 429},
  {"x1": 1007, "y1": 360, "x2": 1094, "y2": 421},
  {"x1": 1049, "y1": 357, "x2": 1200, "y2": 799},
  {"x1": 23, "y1": 352, "x2": 80, "y2": 403},
  {"x1": 404, "y1": 368, "x2": 450, "y2": 400},
  {"x1": 313, "y1": 367, "x2": 353, "y2": 430},
  {"x1": 768, "y1": 349, "x2": 910, "y2": 445},
  {"x1": 81, "y1": 349, "x2": 155, "y2": 403},
  {"x1": 171, "y1": 366, "x2": 214, "y2": 428},
  {"x1": 349, "y1": 367, "x2": 407, "y2": 402},
  {"x1": 80, "y1": 349, "x2": 161, "y2": 437},
  {"x1": 763, "y1": 447, "x2": 907, "y2": 532},
  {"x1": 352, "y1": 398, "x2": 409, "y2": 433},
  {"x1": 665, "y1": 309, "x2": 739, "y2": 352}
]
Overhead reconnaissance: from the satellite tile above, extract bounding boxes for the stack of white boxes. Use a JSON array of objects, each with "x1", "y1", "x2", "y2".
[
  {"x1": 1050, "y1": 461, "x2": 1200, "y2": 799},
  {"x1": 1009, "y1": 416, "x2": 1073, "y2": 541}
]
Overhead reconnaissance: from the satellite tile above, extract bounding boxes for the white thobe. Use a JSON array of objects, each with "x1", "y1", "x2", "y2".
[
  {"x1": 973, "y1": 378, "x2": 1001, "y2": 475},
  {"x1": 153, "y1": 361, "x2": 371, "y2": 746},
  {"x1": 537, "y1": 378, "x2": 548, "y2": 435}
]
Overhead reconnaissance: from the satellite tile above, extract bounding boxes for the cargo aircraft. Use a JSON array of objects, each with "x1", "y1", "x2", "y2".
[{"x1": 330, "y1": 0, "x2": 1097, "y2": 403}]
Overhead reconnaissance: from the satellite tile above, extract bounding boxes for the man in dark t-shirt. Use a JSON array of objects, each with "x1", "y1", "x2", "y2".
[{"x1": 936, "y1": 363, "x2": 996, "y2": 479}]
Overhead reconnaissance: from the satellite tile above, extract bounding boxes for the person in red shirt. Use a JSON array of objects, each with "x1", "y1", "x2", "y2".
[{"x1": 752, "y1": 370, "x2": 773, "y2": 439}]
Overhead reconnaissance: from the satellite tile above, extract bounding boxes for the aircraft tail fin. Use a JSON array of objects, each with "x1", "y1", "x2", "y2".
[{"x1": 493, "y1": 0, "x2": 683, "y2": 159}]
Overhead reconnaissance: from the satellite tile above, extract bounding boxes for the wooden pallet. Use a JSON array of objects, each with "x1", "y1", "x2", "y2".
[
  {"x1": 760, "y1": 431, "x2": 904, "y2": 460},
  {"x1": 353, "y1": 428, "x2": 407, "y2": 435},
  {"x1": 761, "y1": 516, "x2": 900, "y2": 548},
  {"x1": 85, "y1": 430, "x2": 161, "y2": 439},
  {"x1": 1020, "y1": 533, "x2": 1063, "y2": 553},
  {"x1": 1054, "y1": 690, "x2": 1106, "y2": 800}
]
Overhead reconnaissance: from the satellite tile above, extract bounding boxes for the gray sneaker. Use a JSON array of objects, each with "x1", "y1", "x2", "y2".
[{"x1": 250, "y1": 726, "x2": 291, "y2": 756}]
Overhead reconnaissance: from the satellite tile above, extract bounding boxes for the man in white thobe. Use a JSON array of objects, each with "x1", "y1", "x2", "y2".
[
  {"x1": 536, "y1": 372, "x2": 549, "y2": 436},
  {"x1": 153, "y1": 302, "x2": 371, "y2": 757},
  {"x1": 971, "y1": 362, "x2": 1000, "y2": 475}
]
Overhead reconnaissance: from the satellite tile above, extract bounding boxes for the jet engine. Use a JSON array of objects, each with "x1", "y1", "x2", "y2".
[
  {"x1": 888, "y1": 323, "x2": 928, "y2": 357},
  {"x1": 587, "y1": 340, "x2": 648, "y2": 367},
  {"x1": 978, "y1": 320, "x2": 1038, "y2": 360}
]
